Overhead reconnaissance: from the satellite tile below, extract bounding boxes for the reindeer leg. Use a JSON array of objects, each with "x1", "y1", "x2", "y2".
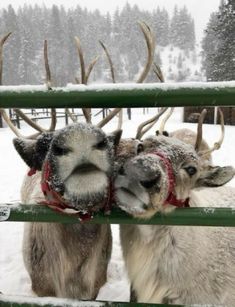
[{"x1": 130, "y1": 285, "x2": 137, "y2": 302}]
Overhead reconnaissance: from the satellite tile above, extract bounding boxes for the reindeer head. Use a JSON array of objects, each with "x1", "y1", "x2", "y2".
[
  {"x1": 14, "y1": 123, "x2": 122, "y2": 215},
  {"x1": 115, "y1": 135, "x2": 235, "y2": 218}
]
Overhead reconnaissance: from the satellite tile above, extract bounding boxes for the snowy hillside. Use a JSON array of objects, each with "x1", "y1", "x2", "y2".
[{"x1": 160, "y1": 45, "x2": 204, "y2": 82}]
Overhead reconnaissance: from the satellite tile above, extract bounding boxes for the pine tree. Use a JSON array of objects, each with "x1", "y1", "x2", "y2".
[
  {"x1": 170, "y1": 5, "x2": 195, "y2": 50},
  {"x1": 2, "y1": 5, "x2": 21, "y2": 84},
  {"x1": 202, "y1": 0, "x2": 235, "y2": 81}
]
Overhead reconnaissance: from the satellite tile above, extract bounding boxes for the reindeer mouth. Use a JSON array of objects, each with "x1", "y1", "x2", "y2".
[
  {"x1": 72, "y1": 163, "x2": 101, "y2": 175},
  {"x1": 120, "y1": 187, "x2": 137, "y2": 198}
]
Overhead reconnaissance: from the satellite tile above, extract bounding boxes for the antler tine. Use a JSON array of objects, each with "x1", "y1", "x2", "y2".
[
  {"x1": 158, "y1": 108, "x2": 174, "y2": 135},
  {"x1": 153, "y1": 63, "x2": 165, "y2": 83},
  {"x1": 65, "y1": 108, "x2": 76, "y2": 123},
  {"x1": 136, "y1": 21, "x2": 155, "y2": 83},
  {"x1": 75, "y1": 36, "x2": 86, "y2": 84},
  {"x1": 44, "y1": 39, "x2": 57, "y2": 131},
  {"x1": 85, "y1": 55, "x2": 100, "y2": 84},
  {"x1": 0, "y1": 109, "x2": 23, "y2": 138},
  {"x1": 97, "y1": 108, "x2": 122, "y2": 128},
  {"x1": 44, "y1": 40, "x2": 52, "y2": 90},
  {"x1": 0, "y1": 109, "x2": 42, "y2": 139},
  {"x1": 210, "y1": 107, "x2": 225, "y2": 151},
  {"x1": 195, "y1": 109, "x2": 207, "y2": 152},
  {"x1": 199, "y1": 108, "x2": 225, "y2": 156},
  {"x1": 0, "y1": 32, "x2": 12, "y2": 85},
  {"x1": 135, "y1": 107, "x2": 168, "y2": 140},
  {"x1": 81, "y1": 109, "x2": 91, "y2": 123},
  {"x1": 49, "y1": 108, "x2": 57, "y2": 131},
  {"x1": 13, "y1": 109, "x2": 46, "y2": 133},
  {"x1": 99, "y1": 40, "x2": 116, "y2": 83},
  {"x1": 0, "y1": 32, "x2": 43, "y2": 139},
  {"x1": 99, "y1": 40, "x2": 122, "y2": 129},
  {"x1": 75, "y1": 36, "x2": 97, "y2": 123}
]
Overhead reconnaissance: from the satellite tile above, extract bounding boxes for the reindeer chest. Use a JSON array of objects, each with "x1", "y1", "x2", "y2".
[{"x1": 120, "y1": 225, "x2": 178, "y2": 302}]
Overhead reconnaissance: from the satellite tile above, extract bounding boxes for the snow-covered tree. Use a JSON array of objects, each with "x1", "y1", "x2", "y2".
[{"x1": 202, "y1": 0, "x2": 235, "y2": 81}]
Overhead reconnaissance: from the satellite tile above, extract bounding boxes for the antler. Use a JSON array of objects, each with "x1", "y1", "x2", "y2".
[
  {"x1": 1, "y1": 40, "x2": 57, "y2": 139},
  {"x1": 135, "y1": 36, "x2": 170, "y2": 139},
  {"x1": 136, "y1": 21, "x2": 155, "y2": 83},
  {"x1": 75, "y1": 36, "x2": 100, "y2": 123},
  {"x1": 153, "y1": 63, "x2": 165, "y2": 83},
  {"x1": 99, "y1": 40, "x2": 123, "y2": 129},
  {"x1": 99, "y1": 40, "x2": 116, "y2": 83},
  {"x1": 44, "y1": 40, "x2": 57, "y2": 132},
  {"x1": 97, "y1": 108, "x2": 122, "y2": 128},
  {"x1": 0, "y1": 32, "x2": 12, "y2": 85},
  {"x1": 158, "y1": 108, "x2": 174, "y2": 135},
  {"x1": 197, "y1": 108, "x2": 225, "y2": 156},
  {"x1": 194, "y1": 109, "x2": 207, "y2": 152},
  {"x1": 135, "y1": 107, "x2": 168, "y2": 140}
]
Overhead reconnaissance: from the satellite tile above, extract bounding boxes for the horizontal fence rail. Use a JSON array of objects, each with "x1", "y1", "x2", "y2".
[
  {"x1": 1, "y1": 204, "x2": 235, "y2": 227},
  {"x1": 0, "y1": 82, "x2": 235, "y2": 108},
  {"x1": 0, "y1": 294, "x2": 221, "y2": 307}
]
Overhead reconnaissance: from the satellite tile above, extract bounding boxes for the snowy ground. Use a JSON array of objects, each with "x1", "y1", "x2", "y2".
[{"x1": 0, "y1": 107, "x2": 235, "y2": 302}]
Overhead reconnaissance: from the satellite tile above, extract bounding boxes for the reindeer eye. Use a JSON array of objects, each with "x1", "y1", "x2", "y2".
[
  {"x1": 95, "y1": 138, "x2": 107, "y2": 150},
  {"x1": 137, "y1": 143, "x2": 144, "y2": 154},
  {"x1": 184, "y1": 166, "x2": 197, "y2": 176},
  {"x1": 53, "y1": 144, "x2": 71, "y2": 156}
]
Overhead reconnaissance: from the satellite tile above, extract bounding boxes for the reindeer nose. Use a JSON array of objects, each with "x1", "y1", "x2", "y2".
[{"x1": 140, "y1": 172, "x2": 161, "y2": 189}]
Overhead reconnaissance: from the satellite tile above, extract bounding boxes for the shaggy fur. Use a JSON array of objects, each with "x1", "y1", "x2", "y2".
[
  {"x1": 14, "y1": 123, "x2": 122, "y2": 299},
  {"x1": 115, "y1": 135, "x2": 235, "y2": 305}
]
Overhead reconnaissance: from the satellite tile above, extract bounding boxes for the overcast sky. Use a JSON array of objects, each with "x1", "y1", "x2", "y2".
[{"x1": 0, "y1": 0, "x2": 221, "y2": 41}]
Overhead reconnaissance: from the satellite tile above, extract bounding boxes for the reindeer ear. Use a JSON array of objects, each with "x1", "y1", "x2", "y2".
[
  {"x1": 196, "y1": 166, "x2": 235, "y2": 187},
  {"x1": 13, "y1": 138, "x2": 37, "y2": 169},
  {"x1": 13, "y1": 132, "x2": 54, "y2": 171},
  {"x1": 108, "y1": 129, "x2": 122, "y2": 147}
]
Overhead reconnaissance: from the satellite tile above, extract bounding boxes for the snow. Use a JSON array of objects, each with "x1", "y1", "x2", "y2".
[
  {"x1": 0, "y1": 295, "x2": 104, "y2": 306},
  {"x1": 0, "y1": 81, "x2": 235, "y2": 94},
  {"x1": 0, "y1": 85, "x2": 47, "y2": 92},
  {"x1": 0, "y1": 107, "x2": 235, "y2": 303}
]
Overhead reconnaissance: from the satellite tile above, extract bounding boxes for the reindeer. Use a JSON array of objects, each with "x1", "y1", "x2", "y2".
[
  {"x1": 0, "y1": 35, "x2": 122, "y2": 299},
  {"x1": 115, "y1": 119, "x2": 235, "y2": 305},
  {"x1": 12, "y1": 121, "x2": 122, "y2": 299},
  {"x1": 0, "y1": 22, "x2": 161, "y2": 299}
]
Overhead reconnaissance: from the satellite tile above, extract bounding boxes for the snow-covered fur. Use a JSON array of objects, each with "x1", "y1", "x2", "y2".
[
  {"x1": 13, "y1": 123, "x2": 122, "y2": 299},
  {"x1": 115, "y1": 135, "x2": 235, "y2": 305},
  {"x1": 170, "y1": 128, "x2": 212, "y2": 165},
  {"x1": 157, "y1": 128, "x2": 212, "y2": 165}
]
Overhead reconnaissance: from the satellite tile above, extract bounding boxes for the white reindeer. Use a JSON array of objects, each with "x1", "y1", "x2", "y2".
[
  {"x1": 115, "y1": 131, "x2": 235, "y2": 305},
  {"x1": 13, "y1": 122, "x2": 122, "y2": 299},
  {"x1": 1, "y1": 22, "x2": 160, "y2": 299}
]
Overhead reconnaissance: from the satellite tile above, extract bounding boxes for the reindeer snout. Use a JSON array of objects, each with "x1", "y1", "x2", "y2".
[
  {"x1": 126, "y1": 154, "x2": 162, "y2": 184},
  {"x1": 140, "y1": 172, "x2": 161, "y2": 189}
]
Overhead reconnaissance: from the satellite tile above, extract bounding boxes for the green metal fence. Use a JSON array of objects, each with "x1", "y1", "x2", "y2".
[{"x1": 1, "y1": 82, "x2": 235, "y2": 307}]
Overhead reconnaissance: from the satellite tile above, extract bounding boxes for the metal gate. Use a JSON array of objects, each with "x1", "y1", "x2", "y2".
[{"x1": 0, "y1": 81, "x2": 235, "y2": 307}]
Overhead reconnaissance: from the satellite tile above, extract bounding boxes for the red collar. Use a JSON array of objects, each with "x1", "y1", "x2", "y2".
[
  {"x1": 28, "y1": 160, "x2": 114, "y2": 221},
  {"x1": 150, "y1": 151, "x2": 189, "y2": 208}
]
